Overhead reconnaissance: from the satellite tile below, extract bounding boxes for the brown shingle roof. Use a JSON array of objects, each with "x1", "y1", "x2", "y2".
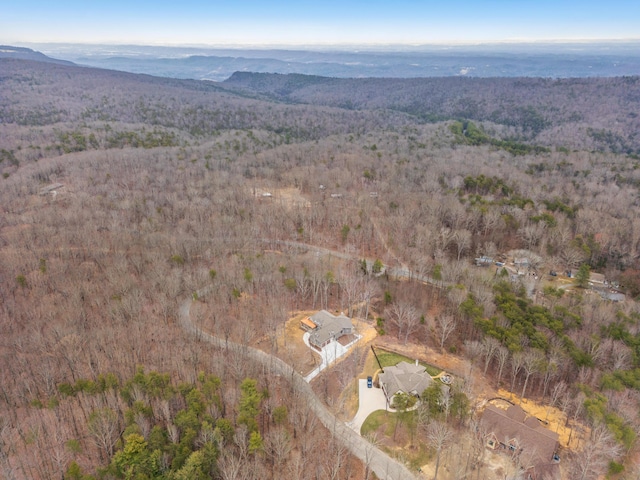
[
  {"x1": 506, "y1": 404, "x2": 526, "y2": 423},
  {"x1": 481, "y1": 404, "x2": 559, "y2": 467}
]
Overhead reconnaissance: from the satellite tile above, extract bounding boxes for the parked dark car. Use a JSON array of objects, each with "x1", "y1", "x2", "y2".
[{"x1": 367, "y1": 376, "x2": 373, "y2": 388}]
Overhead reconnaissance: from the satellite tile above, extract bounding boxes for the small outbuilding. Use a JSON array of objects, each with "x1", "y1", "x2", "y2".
[
  {"x1": 475, "y1": 256, "x2": 494, "y2": 267},
  {"x1": 38, "y1": 183, "x2": 64, "y2": 196}
]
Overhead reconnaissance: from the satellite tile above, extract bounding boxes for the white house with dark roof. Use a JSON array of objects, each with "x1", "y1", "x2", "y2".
[
  {"x1": 378, "y1": 361, "x2": 433, "y2": 404},
  {"x1": 301, "y1": 310, "x2": 353, "y2": 349}
]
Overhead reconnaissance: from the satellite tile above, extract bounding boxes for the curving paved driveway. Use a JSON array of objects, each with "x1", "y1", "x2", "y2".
[
  {"x1": 179, "y1": 286, "x2": 418, "y2": 480},
  {"x1": 302, "y1": 332, "x2": 362, "y2": 382}
]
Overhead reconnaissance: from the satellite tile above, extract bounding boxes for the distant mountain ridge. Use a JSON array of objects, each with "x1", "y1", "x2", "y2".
[
  {"x1": 25, "y1": 42, "x2": 640, "y2": 81},
  {"x1": 0, "y1": 45, "x2": 75, "y2": 65}
]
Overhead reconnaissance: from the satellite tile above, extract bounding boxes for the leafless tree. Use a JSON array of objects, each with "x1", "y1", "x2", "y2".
[
  {"x1": 572, "y1": 424, "x2": 622, "y2": 480},
  {"x1": 427, "y1": 420, "x2": 453, "y2": 480},
  {"x1": 435, "y1": 314, "x2": 456, "y2": 352},
  {"x1": 540, "y1": 354, "x2": 559, "y2": 400},
  {"x1": 464, "y1": 340, "x2": 483, "y2": 368},
  {"x1": 219, "y1": 448, "x2": 245, "y2": 480},
  {"x1": 481, "y1": 337, "x2": 501, "y2": 375},
  {"x1": 339, "y1": 268, "x2": 361, "y2": 317},
  {"x1": 452, "y1": 229, "x2": 472, "y2": 261},
  {"x1": 519, "y1": 223, "x2": 546, "y2": 250},
  {"x1": 87, "y1": 407, "x2": 121, "y2": 462},
  {"x1": 510, "y1": 351, "x2": 524, "y2": 395},
  {"x1": 494, "y1": 345, "x2": 510, "y2": 386},
  {"x1": 134, "y1": 411, "x2": 152, "y2": 440},
  {"x1": 360, "y1": 277, "x2": 378, "y2": 321},
  {"x1": 295, "y1": 270, "x2": 311, "y2": 306},
  {"x1": 447, "y1": 285, "x2": 468, "y2": 315},
  {"x1": 550, "y1": 381, "x2": 568, "y2": 410},
  {"x1": 0, "y1": 418, "x2": 17, "y2": 480},
  {"x1": 48, "y1": 423, "x2": 72, "y2": 479},
  {"x1": 287, "y1": 453, "x2": 309, "y2": 480},
  {"x1": 610, "y1": 340, "x2": 633, "y2": 371},
  {"x1": 566, "y1": 391, "x2": 586, "y2": 448},
  {"x1": 386, "y1": 302, "x2": 419, "y2": 345},
  {"x1": 322, "y1": 438, "x2": 347, "y2": 480},
  {"x1": 520, "y1": 348, "x2": 543, "y2": 400},
  {"x1": 264, "y1": 428, "x2": 292, "y2": 476}
]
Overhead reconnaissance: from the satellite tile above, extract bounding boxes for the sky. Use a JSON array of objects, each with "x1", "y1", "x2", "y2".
[{"x1": 1, "y1": 0, "x2": 640, "y2": 46}]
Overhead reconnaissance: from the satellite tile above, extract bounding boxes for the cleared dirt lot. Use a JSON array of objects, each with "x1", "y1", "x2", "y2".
[
  {"x1": 254, "y1": 310, "x2": 319, "y2": 375},
  {"x1": 253, "y1": 311, "x2": 377, "y2": 377}
]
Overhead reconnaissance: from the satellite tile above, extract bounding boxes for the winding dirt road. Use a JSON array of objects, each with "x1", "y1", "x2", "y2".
[{"x1": 263, "y1": 238, "x2": 450, "y2": 288}]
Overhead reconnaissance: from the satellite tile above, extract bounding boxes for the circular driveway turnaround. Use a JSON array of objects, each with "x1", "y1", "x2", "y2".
[{"x1": 349, "y1": 378, "x2": 391, "y2": 433}]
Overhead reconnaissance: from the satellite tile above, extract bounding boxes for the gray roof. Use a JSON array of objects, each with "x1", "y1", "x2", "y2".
[
  {"x1": 378, "y1": 361, "x2": 433, "y2": 401},
  {"x1": 597, "y1": 290, "x2": 626, "y2": 302},
  {"x1": 308, "y1": 310, "x2": 352, "y2": 347}
]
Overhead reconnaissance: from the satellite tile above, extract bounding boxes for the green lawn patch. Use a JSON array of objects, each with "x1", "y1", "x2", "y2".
[
  {"x1": 375, "y1": 349, "x2": 441, "y2": 376},
  {"x1": 360, "y1": 410, "x2": 394, "y2": 437},
  {"x1": 361, "y1": 409, "x2": 433, "y2": 470}
]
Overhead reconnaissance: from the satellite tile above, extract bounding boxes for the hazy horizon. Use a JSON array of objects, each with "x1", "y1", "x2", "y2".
[
  {"x1": 2, "y1": 0, "x2": 639, "y2": 46},
  {"x1": 12, "y1": 38, "x2": 640, "y2": 51}
]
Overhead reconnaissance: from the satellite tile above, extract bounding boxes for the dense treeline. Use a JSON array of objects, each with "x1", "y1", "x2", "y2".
[
  {"x1": 47, "y1": 367, "x2": 348, "y2": 480},
  {"x1": 3, "y1": 57, "x2": 640, "y2": 478}
]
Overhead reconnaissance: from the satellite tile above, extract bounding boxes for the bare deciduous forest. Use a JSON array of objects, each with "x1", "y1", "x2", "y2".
[{"x1": 2, "y1": 54, "x2": 640, "y2": 479}]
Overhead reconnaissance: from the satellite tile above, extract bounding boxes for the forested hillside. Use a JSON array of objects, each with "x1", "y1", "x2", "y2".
[
  {"x1": 224, "y1": 72, "x2": 640, "y2": 154},
  {"x1": 2, "y1": 56, "x2": 640, "y2": 479},
  {"x1": 0, "y1": 59, "x2": 411, "y2": 151}
]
